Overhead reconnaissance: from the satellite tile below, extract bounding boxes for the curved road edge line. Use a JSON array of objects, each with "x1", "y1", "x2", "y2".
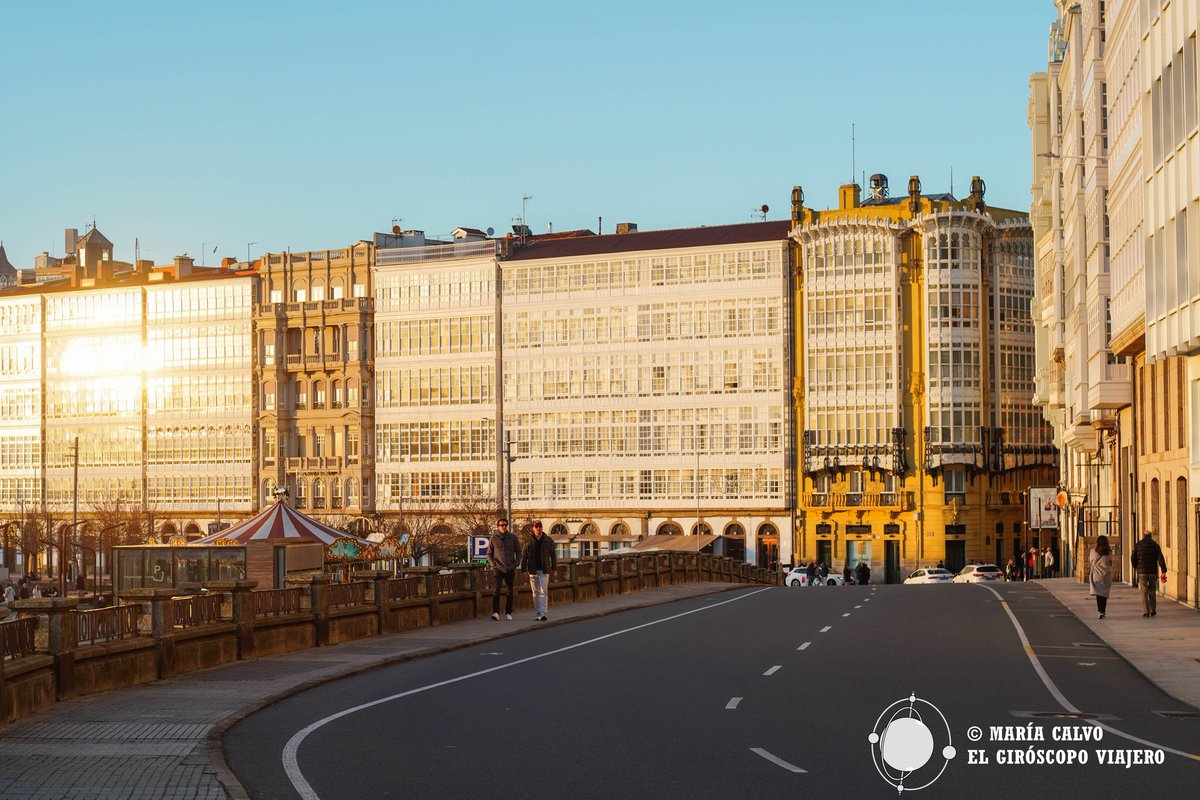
[
  {"x1": 978, "y1": 584, "x2": 1200, "y2": 763},
  {"x1": 282, "y1": 586, "x2": 774, "y2": 800}
]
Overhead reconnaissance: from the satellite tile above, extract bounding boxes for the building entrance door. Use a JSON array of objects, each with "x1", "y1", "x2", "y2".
[
  {"x1": 816, "y1": 539, "x2": 832, "y2": 571},
  {"x1": 884, "y1": 540, "x2": 901, "y2": 584},
  {"x1": 945, "y1": 540, "x2": 967, "y2": 574}
]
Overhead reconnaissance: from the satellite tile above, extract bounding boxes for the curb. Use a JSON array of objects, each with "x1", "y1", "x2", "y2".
[
  {"x1": 1038, "y1": 581, "x2": 1200, "y2": 714},
  {"x1": 206, "y1": 582, "x2": 748, "y2": 799}
]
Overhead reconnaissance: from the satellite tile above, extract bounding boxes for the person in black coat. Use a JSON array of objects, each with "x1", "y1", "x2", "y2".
[
  {"x1": 1131, "y1": 530, "x2": 1168, "y2": 617},
  {"x1": 855, "y1": 561, "x2": 871, "y2": 585}
]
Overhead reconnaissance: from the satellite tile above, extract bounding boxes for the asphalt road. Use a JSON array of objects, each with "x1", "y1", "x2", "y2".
[{"x1": 225, "y1": 582, "x2": 1200, "y2": 799}]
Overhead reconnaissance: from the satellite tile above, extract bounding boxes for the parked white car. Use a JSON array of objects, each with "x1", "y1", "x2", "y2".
[
  {"x1": 903, "y1": 567, "x2": 954, "y2": 585},
  {"x1": 951, "y1": 564, "x2": 1006, "y2": 583},
  {"x1": 785, "y1": 568, "x2": 845, "y2": 587}
]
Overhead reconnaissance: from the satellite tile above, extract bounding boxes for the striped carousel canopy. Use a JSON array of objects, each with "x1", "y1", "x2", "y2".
[{"x1": 191, "y1": 500, "x2": 372, "y2": 546}]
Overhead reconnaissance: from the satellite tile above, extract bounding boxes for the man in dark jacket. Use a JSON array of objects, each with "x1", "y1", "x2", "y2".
[
  {"x1": 805, "y1": 560, "x2": 817, "y2": 587},
  {"x1": 1131, "y1": 530, "x2": 1168, "y2": 617},
  {"x1": 519, "y1": 520, "x2": 556, "y2": 620},
  {"x1": 486, "y1": 519, "x2": 521, "y2": 621},
  {"x1": 856, "y1": 561, "x2": 871, "y2": 586}
]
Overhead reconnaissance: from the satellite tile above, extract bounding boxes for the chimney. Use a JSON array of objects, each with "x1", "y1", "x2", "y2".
[
  {"x1": 173, "y1": 255, "x2": 194, "y2": 278},
  {"x1": 837, "y1": 184, "x2": 861, "y2": 210},
  {"x1": 65, "y1": 228, "x2": 79, "y2": 254},
  {"x1": 615, "y1": 222, "x2": 638, "y2": 235},
  {"x1": 222, "y1": 256, "x2": 239, "y2": 270}
]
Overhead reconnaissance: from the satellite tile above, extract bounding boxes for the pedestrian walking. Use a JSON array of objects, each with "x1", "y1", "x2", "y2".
[
  {"x1": 1005, "y1": 557, "x2": 1018, "y2": 582},
  {"x1": 2, "y1": 582, "x2": 14, "y2": 605},
  {"x1": 843, "y1": 561, "x2": 852, "y2": 585},
  {"x1": 1043, "y1": 547, "x2": 1056, "y2": 578},
  {"x1": 1088, "y1": 535, "x2": 1113, "y2": 619},
  {"x1": 1025, "y1": 548, "x2": 1036, "y2": 581},
  {"x1": 486, "y1": 518, "x2": 521, "y2": 621},
  {"x1": 805, "y1": 560, "x2": 817, "y2": 587},
  {"x1": 855, "y1": 561, "x2": 870, "y2": 585},
  {"x1": 1130, "y1": 530, "x2": 1167, "y2": 617},
  {"x1": 520, "y1": 520, "x2": 556, "y2": 621},
  {"x1": 818, "y1": 561, "x2": 829, "y2": 581}
]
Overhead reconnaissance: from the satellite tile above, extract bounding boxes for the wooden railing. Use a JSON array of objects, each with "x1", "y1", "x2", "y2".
[
  {"x1": 388, "y1": 575, "x2": 425, "y2": 600},
  {"x1": 1, "y1": 616, "x2": 37, "y2": 660},
  {"x1": 77, "y1": 604, "x2": 140, "y2": 645},
  {"x1": 173, "y1": 594, "x2": 225, "y2": 628},
  {"x1": 328, "y1": 581, "x2": 367, "y2": 608},
  {"x1": 253, "y1": 587, "x2": 303, "y2": 617}
]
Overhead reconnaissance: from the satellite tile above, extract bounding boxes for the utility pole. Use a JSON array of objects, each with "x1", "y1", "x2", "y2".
[{"x1": 63, "y1": 436, "x2": 78, "y2": 597}]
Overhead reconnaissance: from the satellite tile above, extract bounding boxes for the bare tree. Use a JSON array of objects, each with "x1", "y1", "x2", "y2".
[{"x1": 452, "y1": 491, "x2": 503, "y2": 542}]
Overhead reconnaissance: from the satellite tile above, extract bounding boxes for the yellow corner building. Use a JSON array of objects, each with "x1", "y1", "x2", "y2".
[{"x1": 791, "y1": 175, "x2": 1058, "y2": 581}]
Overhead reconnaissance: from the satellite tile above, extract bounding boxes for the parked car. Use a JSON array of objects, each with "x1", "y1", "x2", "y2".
[
  {"x1": 903, "y1": 567, "x2": 955, "y2": 585},
  {"x1": 951, "y1": 563, "x2": 1006, "y2": 583},
  {"x1": 784, "y1": 567, "x2": 845, "y2": 587}
]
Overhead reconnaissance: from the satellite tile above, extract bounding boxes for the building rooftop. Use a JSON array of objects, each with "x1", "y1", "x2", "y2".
[
  {"x1": 0, "y1": 264, "x2": 257, "y2": 298},
  {"x1": 506, "y1": 220, "x2": 792, "y2": 261},
  {"x1": 0, "y1": 242, "x2": 17, "y2": 279}
]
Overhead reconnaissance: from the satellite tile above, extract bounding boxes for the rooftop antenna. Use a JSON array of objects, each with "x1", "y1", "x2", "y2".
[
  {"x1": 753, "y1": 204, "x2": 769, "y2": 221},
  {"x1": 851, "y1": 123, "x2": 856, "y2": 185},
  {"x1": 522, "y1": 194, "x2": 532, "y2": 227},
  {"x1": 391, "y1": 217, "x2": 402, "y2": 233},
  {"x1": 950, "y1": 166, "x2": 954, "y2": 197},
  {"x1": 247, "y1": 242, "x2": 257, "y2": 264}
]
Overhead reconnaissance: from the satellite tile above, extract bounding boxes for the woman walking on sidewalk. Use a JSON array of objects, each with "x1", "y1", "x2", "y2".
[{"x1": 1089, "y1": 535, "x2": 1113, "y2": 619}]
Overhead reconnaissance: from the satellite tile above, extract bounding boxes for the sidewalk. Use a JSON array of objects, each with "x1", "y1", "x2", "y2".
[
  {"x1": 1040, "y1": 577, "x2": 1200, "y2": 710},
  {"x1": 0, "y1": 582, "x2": 740, "y2": 800}
]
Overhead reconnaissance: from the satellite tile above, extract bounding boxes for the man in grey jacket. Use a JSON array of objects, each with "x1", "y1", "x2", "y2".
[{"x1": 487, "y1": 519, "x2": 521, "y2": 620}]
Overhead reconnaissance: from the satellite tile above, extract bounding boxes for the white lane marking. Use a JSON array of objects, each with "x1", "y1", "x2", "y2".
[
  {"x1": 797, "y1": 642, "x2": 811, "y2": 651},
  {"x1": 820, "y1": 625, "x2": 832, "y2": 633},
  {"x1": 854, "y1": 605, "x2": 862, "y2": 609},
  {"x1": 1078, "y1": 662, "x2": 1096, "y2": 667},
  {"x1": 750, "y1": 747, "x2": 807, "y2": 773},
  {"x1": 978, "y1": 585, "x2": 1200, "y2": 763},
  {"x1": 282, "y1": 588, "x2": 773, "y2": 799},
  {"x1": 763, "y1": 665, "x2": 782, "y2": 676},
  {"x1": 842, "y1": 613, "x2": 851, "y2": 617},
  {"x1": 726, "y1": 697, "x2": 743, "y2": 710}
]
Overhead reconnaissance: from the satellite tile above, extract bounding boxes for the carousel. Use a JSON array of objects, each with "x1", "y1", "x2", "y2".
[{"x1": 113, "y1": 499, "x2": 403, "y2": 596}]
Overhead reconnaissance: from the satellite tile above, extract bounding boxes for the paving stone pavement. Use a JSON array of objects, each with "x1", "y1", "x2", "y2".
[
  {"x1": 1040, "y1": 576, "x2": 1200, "y2": 710},
  {"x1": 0, "y1": 582, "x2": 741, "y2": 800}
]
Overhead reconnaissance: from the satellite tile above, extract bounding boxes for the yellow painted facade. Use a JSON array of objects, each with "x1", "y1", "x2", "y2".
[{"x1": 790, "y1": 176, "x2": 1058, "y2": 581}]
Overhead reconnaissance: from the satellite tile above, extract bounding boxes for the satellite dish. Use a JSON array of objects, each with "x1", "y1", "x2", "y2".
[
  {"x1": 391, "y1": 225, "x2": 401, "y2": 235},
  {"x1": 486, "y1": 227, "x2": 495, "y2": 237},
  {"x1": 760, "y1": 204, "x2": 769, "y2": 214}
]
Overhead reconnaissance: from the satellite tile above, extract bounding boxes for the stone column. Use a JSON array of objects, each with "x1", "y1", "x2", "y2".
[
  {"x1": 354, "y1": 570, "x2": 392, "y2": 634},
  {"x1": 310, "y1": 576, "x2": 331, "y2": 646},
  {"x1": 12, "y1": 597, "x2": 78, "y2": 700},
  {"x1": 208, "y1": 580, "x2": 258, "y2": 659},
  {"x1": 122, "y1": 589, "x2": 176, "y2": 680}
]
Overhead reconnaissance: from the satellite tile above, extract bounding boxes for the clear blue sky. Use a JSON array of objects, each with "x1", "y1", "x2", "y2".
[{"x1": 1, "y1": 0, "x2": 1052, "y2": 267}]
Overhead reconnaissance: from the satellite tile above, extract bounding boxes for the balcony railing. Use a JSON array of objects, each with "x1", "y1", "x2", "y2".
[
  {"x1": 77, "y1": 604, "x2": 140, "y2": 645},
  {"x1": 285, "y1": 457, "x2": 342, "y2": 471},
  {"x1": 802, "y1": 492, "x2": 913, "y2": 510}
]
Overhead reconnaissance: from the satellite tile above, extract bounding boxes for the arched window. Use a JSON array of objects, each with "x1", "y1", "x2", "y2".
[
  {"x1": 263, "y1": 478, "x2": 276, "y2": 505},
  {"x1": 292, "y1": 280, "x2": 307, "y2": 303},
  {"x1": 551, "y1": 523, "x2": 569, "y2": 538},
  {"x1": 692, "y1": 521, "x2": 712, "y2": 536},
  {"x1": 331, "y1": 478, "x2": 343, "y2": 509},
  {"x1": 330, "y1": 277, "x2": 345, "y2": 300},
  {"x1": 345, "y1": 477, "x2": 358, "y2": 508},
  {"x1": 159, "y1": 522, "x2": 178, "y2": 539},
  {"x1": 656, "y1": 521, "x2": 682, "y2": 536},
  {"x1": 313, "y1": 479, "x2": 326, "y2": 509},
  {"x1": 262, "y1": 380, "x2": 276, "y2": 411},
  {"x1": 724, "y1": 522, "x2": 745, "y2": 537},
  {"x1": 758, "y1": 523, "x2": 779, "y2": 539},
  {"x1": 610, "y1": 522, "x2": 630, "y2": 539},
  {"x1": 1150, "y1": 477, "x2": 1161, "y2": 535},
  {"x1": 184, "y1": 522, "x2": 202, "y2": 538},
  {"x1": 313, "y1": 380, "x2": 326, "y2": 409},
  {"x1": 332, "y1": 379, "x2": 343, "y2": 408},
  {"x1": 579, "y1": 523, "x2": 598, "y2": 537},
  {"x1": 310, "y1": 281, "x2": 325, "y2": 302},
  {"x1": 346, "y1": 378, "x2": 359, "y2": 407},
  {"x1": 295, "y1": 379, "x2": 308, "y2": 409},
  {"x1": 295, "y1": 480, "x2": 308, "y2": 509}
]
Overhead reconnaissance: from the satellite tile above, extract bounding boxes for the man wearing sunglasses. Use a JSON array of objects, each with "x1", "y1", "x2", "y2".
[
  {"x1": 487, "y1": 518, "x2": 520, "y2": 621},
  {"x1": 519, "y1": 520, "x2": 556, "y2": 621}
]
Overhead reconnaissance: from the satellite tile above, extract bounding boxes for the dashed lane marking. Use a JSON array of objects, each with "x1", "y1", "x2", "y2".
[
  {"x1": 763, "y1": 665, "x2": 782, "y2": 676},
  {"x1": 820, "y1": 626, "x2": 832, "y2": 633},
  {"x1": 797, "y1": 642, "x2": 811, "y2": 651},
  {"x1": 726, "y1": 697, "x2": 743, "y2": 710}
]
